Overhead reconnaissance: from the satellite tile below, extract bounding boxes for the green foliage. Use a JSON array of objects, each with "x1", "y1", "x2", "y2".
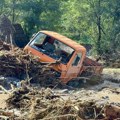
[
  {"x1": 60, "y1": 0, "x2": 93, "y2": 44},
  {"x1": 0, "y1": 0, "x2": 5, "y2": 13},
  {"x1": 0, "y1": 0, "x2": 119, "y2": 54}
]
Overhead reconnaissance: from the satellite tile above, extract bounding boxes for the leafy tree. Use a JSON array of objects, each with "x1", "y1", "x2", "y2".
[
  {"x1": 0, "y1": 0, "x2": 5, "y2": 14},
  {"x1": 0, "y1": 0, "x2": 119, "y2": 55},
  {"x1": 60, "y1": 0, "x2": 93, "y2": 44}
]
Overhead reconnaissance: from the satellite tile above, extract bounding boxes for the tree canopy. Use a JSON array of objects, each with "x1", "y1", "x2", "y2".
[{"x1": 0, "y1": 0, "x2": 120, "y2": 55}]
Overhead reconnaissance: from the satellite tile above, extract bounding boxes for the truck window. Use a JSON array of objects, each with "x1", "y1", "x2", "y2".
[
  {"x1": 72, "y1": 53, "x2": 82, "y2": 66},
  {"x1": 30, "y1": 33, "x2": 47, "y2": 45},
  {"x1": 53, "y1": 40, "x2": 74, "y2": 64},
  {"x1": 29, "y1": 32, "x2": 75, "y2": 64}
]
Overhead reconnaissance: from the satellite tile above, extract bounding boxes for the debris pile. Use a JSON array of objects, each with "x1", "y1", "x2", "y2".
[
  {"x1": 0, "y1": 40, "x2": 11, "y2": 51},
  {"x1": 5, "y1": 85, "x2": 120, "y2": 120},
  {"x1": 0, "y1": 15, "x2": 14, "y2": 43},
  {"x1": 0, "y1": 15, "x2": 29, "y2": 47},
  {"x1": 102, "y1": 51, "x2": 120, "y2": 68},
  {"x1": 0, "y1": 41, "x2": 57, "y2": 87},
  {"x1": 0, "y1": 41, "x2": 120, "y2": 120}
]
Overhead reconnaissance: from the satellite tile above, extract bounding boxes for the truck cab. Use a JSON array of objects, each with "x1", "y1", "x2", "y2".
[{"x1": 24, "y1": 31, "x2": 87, "y2": 83}]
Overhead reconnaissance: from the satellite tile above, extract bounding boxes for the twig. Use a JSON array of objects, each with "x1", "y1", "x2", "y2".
[
  {"x1": 0, "y1": 85, "x2": 10, "y2": 94},
  {"x1": 41, "y1": 114, "x2": 82, "y2": 120},
  {"x1": 76, "y1": 77, "x2": 90, "y2": 80},
  {"x1": 94, "y1": 107, "x2": 97, "y2": 119},
  {"x1": 25, "y1": 64, "x2": 31, "y2": 86},
  {"x1": 10, "y1": 34, "x2": 14, "y2": 53},
  {"x1": 95, "y1": 104, "x2": 107, "y2": 119}
]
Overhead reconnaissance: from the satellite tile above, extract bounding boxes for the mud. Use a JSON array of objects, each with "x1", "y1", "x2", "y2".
[
  {"x1": 0, "y1": 42, "x2": 120, "y2": 119},
  {"x1": 0, "y1": 75, "x2": 119, "y2": 120}
]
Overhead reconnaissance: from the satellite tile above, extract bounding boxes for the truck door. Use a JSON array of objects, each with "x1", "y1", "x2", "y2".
[{"x1": 65, "y1": 52, "x2": 82, "y2": 83}]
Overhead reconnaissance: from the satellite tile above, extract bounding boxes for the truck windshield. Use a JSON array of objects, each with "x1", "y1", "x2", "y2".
[
  {"x1": 29, "y1": 32, "x2": 74, "y2": 64},
  {"x1": 30, "y1": 33, "x2": 47, "y2": 45}
]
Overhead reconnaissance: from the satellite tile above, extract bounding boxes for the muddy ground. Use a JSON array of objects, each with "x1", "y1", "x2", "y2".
[
  {"x1": 0, "y1": 42, "x2": 120, "y2": 120},
  {"x1": 0, "y1": 68, "x2": 120, "y2": 120}
]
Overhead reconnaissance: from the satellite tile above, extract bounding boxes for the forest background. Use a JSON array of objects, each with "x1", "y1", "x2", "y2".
[{"x1": 0, "y1": 0, "x2": 120, "y2": 55}]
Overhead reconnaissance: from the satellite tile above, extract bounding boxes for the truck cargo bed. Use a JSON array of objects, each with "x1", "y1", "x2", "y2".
[{"x1": 83, "y1": 57, "x2": 102, "y2": 66}]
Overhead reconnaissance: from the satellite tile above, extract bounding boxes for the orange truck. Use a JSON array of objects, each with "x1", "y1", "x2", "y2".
[{"x1": 24, "y1": 31, "x2": 103, "y2": 85}]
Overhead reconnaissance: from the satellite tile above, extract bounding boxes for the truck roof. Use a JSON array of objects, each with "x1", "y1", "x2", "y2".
[{"x1": 40, "y1": 30, "x2": 86, "y2": 52}]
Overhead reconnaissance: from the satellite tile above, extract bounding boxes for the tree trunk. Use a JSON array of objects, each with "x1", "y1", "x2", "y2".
[
  {"x1": 97, "y1": 0, "x2": 101, "y2": 55},
  {"x1": 12, "y1": 0, "x2": 15, "y2": 23}
]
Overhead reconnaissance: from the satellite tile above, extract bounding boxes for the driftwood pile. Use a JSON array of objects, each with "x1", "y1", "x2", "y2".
[
  {"x1": 0, "y1": 41, "x2": 120, "y2": 120},
  {"x1": 0, "y1": 15, "x2": 29, "y2": 47},
  {"x1": 0, "y1": 41, "x2": 57, "y2": 86},
  {"x1": 0, "y1": 15, "x2": 15, "y2": 43},
  {"x1": 102, "y1": 51, "x2": 120, "y2": 68},
  {"x1": 5, "y1": 85, "x2": 120, "y2": 120}
]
